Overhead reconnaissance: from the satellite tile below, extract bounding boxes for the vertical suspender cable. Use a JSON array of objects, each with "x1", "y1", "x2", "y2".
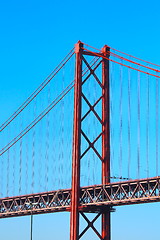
[
  {"x1": 137, "y1": 71, "x2": 140, "y2": 178},
  {"x1": 156, "y1": 72, "x2": 159, "y2": 176},
  {"x1": 58, "y1": 85, "x2": 61, "y2": 188},
  {"x1": 45, "y1": 84, "x2": 50, "y2": 191},
  {"x1": 68, "y1": 91, "x2": 72, "y2": 187},
  {"x1": 146, "y1": 75, "x2": 149, "y2": 178},
  {"x1": 128, "y1": 68, "x2": 131, "y2": 179},
  {"x1": 38, "y1": 95, "x2": 43, "y2": 192},
  {"x1": 45, "y1": 113, "x2": 49, "y2": 191},
  {"x1": 25, "y1": 128, "x2": 29, "y2": 194},
  {"x1": 1, "y1": 154, "x2": 4, "y2": 197},
  {"x1": 87, "y1": 71, "x2": 91, "y2": 186},
  {"x1": 119, "y1": 62, "x2": 123, "y2": 179},
  {"x1": 19, "y1": 118, "x2": 23, "y2": 195},
  {"x1": 32, "y1": 99, "x2": 36, "y2": 193},
  {"x1": 19, "y1": 137, "x2": 22, "y2": 194},
  {"x1": 61, "y1": 68, "x2": 65, "y2": 187},
  {"x1": 7, "y1": 125, "x2": 11, "y2": 196},
  {"x1": 7, "y1": 149, "x2": 9, "y2": 196},
  {"x1": 52, "y1": 98, "x2": 56, "y2": 189},
  {"x1": 13, "y1": 143, "x2": 16, "y2": 196},
  {"x1": 110, "y1": 61, "x2": 114, "y2": 181},
  {"x1": 93, "y1": 61, "x2": 98, "y2": 184},
  {"x1": 93, "y1": 71, "x2": 96, "y2": 184},
  {"x1": 25, "y1": 107, "x2": 29, "y2": 194},
  {"x1": 13, "y1": 122, "x2": 17, "y2": 196}
]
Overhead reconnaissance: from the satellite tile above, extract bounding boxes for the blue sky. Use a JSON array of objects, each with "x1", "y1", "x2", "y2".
[{"x1": 0, "y1": 0, "x2": 160, "y2": 239}]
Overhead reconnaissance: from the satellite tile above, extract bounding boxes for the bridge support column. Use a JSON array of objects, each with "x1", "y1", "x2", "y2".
[
  {"x1": 102, "y1": 212, "x2": 111, "y2": 240},
  {"x1": 70, "y1": 41, "x2": 111, "y2": 240},
  {"x1": 70, "y1": 41, "x2": 83, "y2": 240},
  {"x1": 102, "y1": 45, "x2": 111, "y2": 240}
]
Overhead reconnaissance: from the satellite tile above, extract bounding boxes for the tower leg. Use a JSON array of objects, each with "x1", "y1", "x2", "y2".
[
  {"x1": 70, "y1": 41, "x2": 83, "y2": 240},
  {"x1": 102, "y1": 212, "x2": 111, "y2": 240},
  {"x1": 102, "y1": 45, "x2": 110, "y2": 240}
]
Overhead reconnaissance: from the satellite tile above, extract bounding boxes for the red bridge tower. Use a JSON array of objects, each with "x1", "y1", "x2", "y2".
[{"x1": 70, "y1": 41, "x2": 111, "y2": 240}]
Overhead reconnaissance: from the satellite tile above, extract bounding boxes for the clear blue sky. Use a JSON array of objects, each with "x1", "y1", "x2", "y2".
[{"x1": 0, "y1": 0, "x2": 160, "y2": 239}]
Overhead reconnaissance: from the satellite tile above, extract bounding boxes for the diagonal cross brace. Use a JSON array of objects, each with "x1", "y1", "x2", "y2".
[
  {"x1": 79, "y1": 212, "x2": 103, "y2": 240},
  {"x1": 81, "y1": 130, "x2": 103, "y2": 161},
  {"x1": 82, "y1": 56, "x2": 103, "y2": 87},
  {"x1": 81, "y1": 93, "x2": 103, "y2": 124}
]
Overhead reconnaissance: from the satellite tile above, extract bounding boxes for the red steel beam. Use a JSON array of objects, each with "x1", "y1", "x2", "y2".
[
  {"x1": 70, "y1": 41, "x2": 83, "y2": 240},
  {"x1": 0, "y1": 176, "x2": 160, "y2": 218},
  {"x1": 102, "y1": 45, "x2": 111, "y2": 240}
]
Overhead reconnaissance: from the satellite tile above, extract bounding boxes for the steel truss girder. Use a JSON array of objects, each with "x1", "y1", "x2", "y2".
[
  {"x1": 0, "y1": 189, "x2": 71, "y2": 218},
  {"x1": 80, "y1": 176, "x2": 160, "y2": 208},
  {"x1": 0, "y1": 176, "x2": 160, "y2": 218}
]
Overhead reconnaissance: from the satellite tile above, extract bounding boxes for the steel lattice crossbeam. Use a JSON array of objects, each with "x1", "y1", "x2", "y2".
[{"x1": 0, "y1": 176, "x2": 160, "y2": 218}]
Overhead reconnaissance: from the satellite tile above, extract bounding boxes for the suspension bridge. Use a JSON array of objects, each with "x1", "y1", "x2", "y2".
[{"x1": 0, "y1": 41, "x2": 160, "y2": 239}]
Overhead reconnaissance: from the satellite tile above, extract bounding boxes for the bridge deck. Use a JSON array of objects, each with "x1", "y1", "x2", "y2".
[{"x1": 0, "y1": 176, "x2": 160, "y2": 218}]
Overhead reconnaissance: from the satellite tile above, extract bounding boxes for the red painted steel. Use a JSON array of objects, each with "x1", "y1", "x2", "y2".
[
  {"x1": 1, "y1": 176, "x2": 160, "y2": 219},
  {"x1": 70, "y1": 41, "x2": 83, "y2": 240},
  {"x1": 102, "y1": 46, "x2": 111, "y2": 240},
  {"x1": 70, "y1": 41, "x2": 112, "y2": 240}
]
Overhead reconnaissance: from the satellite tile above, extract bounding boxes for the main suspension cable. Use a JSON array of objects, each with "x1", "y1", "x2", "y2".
[
  {"x1": 83, "y1": 42, "x2": 160, "y2": 68},
  {"x1": 0, "y1": 49, "x2": 75, "y2": 132},
  {"x1": 0, "y1": 81, "x2": 75, "y2": 156},
  {"x1": 82, "y1": 47, "x2": 160, "y2": 78},
  {"x1": 0, "y1": 53, "x2": 101, "y2": 156},
  {"x1": 109, "y1": 51, "x2": 160, "y2": 73}
]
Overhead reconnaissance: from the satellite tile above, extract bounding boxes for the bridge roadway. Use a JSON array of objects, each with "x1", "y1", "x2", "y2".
[{"x1": 0, "y1": 176, "x2": 160, "y2": 218}]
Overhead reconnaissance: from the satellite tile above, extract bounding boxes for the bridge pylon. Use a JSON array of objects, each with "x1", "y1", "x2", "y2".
[{"x1": 70, "y1": 41, "x2": 111, "y2": 240}]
